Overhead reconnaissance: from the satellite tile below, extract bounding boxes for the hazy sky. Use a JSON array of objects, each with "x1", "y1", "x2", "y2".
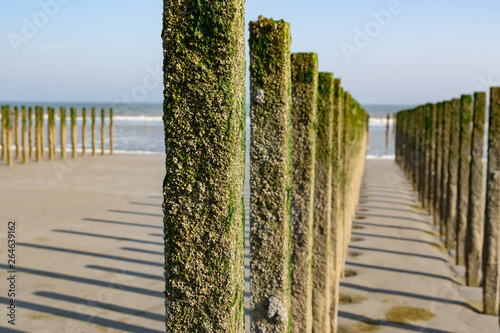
[{"x1": 1, "y1": 0, "x2": 500, "y2": 105}]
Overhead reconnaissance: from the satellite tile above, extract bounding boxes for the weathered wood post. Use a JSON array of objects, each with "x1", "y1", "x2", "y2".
[
  {"x1": 385, "y1": 113, "x2": 390, "y2": 155},
  {"x1": 22, "y1": 106, "x2": 28, "y2": 164},
  {"x1": 28, "y1": 107, "x2": 33, "y2": 159},
  {"x1": 312, "y1": 72, "x2": 334, "y2": 333},
  {"x1": 6, "y1": 106, "x2": 13, "y2": 166},
  {"x1": 101, "y1": 108, "x2": 105, "y2": 156},
  {"x1": 445, "y1": 98, "x2": 461, "y2": 249},
  {"x1": 92, "y1": 107, "x2": 96, "y2": 156},
  {"x1": 163, "y1": 2, "x2": 246, "y2": 331},
  {"x1": 1, "y1": 106, "x2": 5, "y2": 161},
  {"x1": 329, "y1": 78, "x2": 343, "y2": 333},
  {"x1": 340, "y1": 91, "x2": 352, "y2": 274},
  {"x1": 109, "y1": 108, "x2": 113, "y2": 155},
  {"x1": 433, "y1": 102, "x2": 444, "y2": 225},
  {"x1": 40, "y1": 107, "x2": 45, "y2": 158},
  {"x1": 455, "y1": 95, "x2": 473, "y2": 265},
  {"x1": 427, "y1": 104, "x2": 437, "y2": 216},
  {"x1": 440, "y1": 101, "x2": 452, "y2": 237},
  {"x1": 60, "y1": 107, "x2": 67, "y2": 159},
  {"x1": 82, "y1": 108, "x2": 86, "y2": 157},
  {"x1": 51, "y1": 107, "x2": 56, "y2": 160},
  {"x1": 482, "y1": 87, "x2": 500, "y2": 315},
  {"x1": 249, "y1": 16, "x2": 292, "y2": 332},
  {"x1": 423, "y1": 104, "x2": 432, "y2": 210},
  {"x1": 290, "y1": 52, "x2": 318, "y2": 333},
  {"x1": 48, "y1": 107, "x2": 54, "y2": 161},
  {"x1": 71, "y1": 107, "x2": 77, "y2": 159},
  {"x1": 35, "y1": 107, "x2": 40, "y2": 162},
  {"x1": 14, "y1": 106, "x2": 19, "y2": 160},
  {"x1": 465, "y1": 92, "x2": 486, "y2": 287}
]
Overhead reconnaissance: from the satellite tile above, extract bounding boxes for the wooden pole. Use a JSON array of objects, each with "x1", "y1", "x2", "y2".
[
  {"x1": 22, "y1": 106, "x2": 28, "y2": 164},
  {"x1": 28, "y1": 107, "x2": 33, "y2": 159},
  {"x1": 1, "y1": 106, "x2": 5, "y2": 161},
  {"x1": 14, "y1": 106, "x2": 19, "y2": 159},
  {"x1": 109, "y1": 108, "x2": 113, "y2": 155},
  {"x1": 312, "y1": 72, "x2": 334, "y2": 333},
  {"x1": 101, "y1": 108, "x2": 105, "y2": 156},
  {"x1": 445, "y1": 98, "x2": 461, "y2": 249},
  {"x1": 40, "y1": 107, "x2": 45, "y2": 158},
  {"x1": 433, "y1": 102, "x2": 444, "y2": 225},
  {"x1": 455, "y1": 95, "x2": 473, "y2": 265},
  {"x1": 71, "y1": 108, "x2": 77, "y2": 159},
  {"x1": 290, "y1": 52, "x2": 318, "y2": 333},
  {"x1": 6, "y1": 106, "x2": 13, "y2": 166},
  {"x1": 60, "y1": 107, "x2": 66, "y2": 159},
  {"x1": 385, "y1": 113, "x2": 390, "y2": 155},
  {"x1": 439, "y1": 101, "x2": 452, "y2": 237},
  {"x1": 427, "y1": 104, "x2": 437, "y2": 216},
  {"x1": 163, "y1": 2, "x2": 246, "y2": 331},
  {"x1": 82, "y1": 108, "x2": 86, "y2": 157},
  {"x1": 48, "y1": 107, "x2": 53, "y2": 161},
  {"x1": 465, "y1": 92, "x2": 486, "y2": 287},
  {"x1": 482, "y1": 87, "x2": 500, "y2": 315},
  {"x1": 92, "y1": 108, "x2": 96, "y2": 156}
]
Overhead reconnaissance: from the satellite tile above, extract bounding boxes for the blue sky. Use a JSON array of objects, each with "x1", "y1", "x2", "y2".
[{"x1": 1, "y1": 0, "x2": 500, "y2": 104}]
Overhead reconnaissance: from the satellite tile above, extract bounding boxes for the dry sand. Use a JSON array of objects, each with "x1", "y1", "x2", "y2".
[
  {"x1": 1, "y1": 155, "x2": 497, "y2": 332},
  {"x1": 337, "y1": 159, "x2": 499, "y2": 333}
]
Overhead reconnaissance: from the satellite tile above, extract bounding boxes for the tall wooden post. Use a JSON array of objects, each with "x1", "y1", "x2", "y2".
[
  {"x1": 482, "y1": 87, "x2": 500, "y2": 315},
  {"x1": 433, "y1": 102, "x2": 444, "y2": 225},
  {"x1": 28, "y1": 107, "x2": 33, "y2": 159},
  {"x1": 22, "y1": 106, "x2": 28, "y2": 164},
  {"x1": 48, "y1": 107, "x2": 54, "y2": 161},
  {"x1": 465, "y1": 92, "x2": 486, "y2": 287},
  {"x1": 445, "y1": 98, "x2": 461, "y2": 249},
  {"x1": 290, "y1": 52, "x2": 318, "y2": 333},
  {"x1": 82, "y1": 108, "x2": 86, "y2": 157},
  {"x1": 1, "y1": 106, "x2": 6, "y2": 162},
  {"x1": 92, "y1": 108, "x2": 96, "y2": 156},
  {"x1": 109, "y1": 108, "x2": 113, "y2": 155},
  {"x1": 71, "y1": 108, "x2": 77, "y2": 159},
  {"x1": 427, "y1": 104, "x2": 437, "y2": 216},
  {"x1": 101, "y1": 108, "x2": 105, "y2": 156},
  {"x1": 455, "y1": 95, "x2": 473, "y2": 265},
  {"x1": 439, "y1": 101, "x2": 452, "y2": 237},
  {"x1": 6, "y1": 106, "x2": 13, "y2": 166},
  {"x1": 385, "y1": 113, "x2": 390, "y2": 155},
  {"x1": 163, "y1": 2, "x2": 246, "y2": 331},
  {"x1": 40, "y1": 107, "x2": 45, "y2": 158},
  {"x1": 14, "y1": 106, "x2": 19, "y2": 160},
  {"x1": 312, "y1": 73, "x2": 334, "y2": 333},
  {"x1": 60, "y1": 107, "x2": 67, "y2": 159}
]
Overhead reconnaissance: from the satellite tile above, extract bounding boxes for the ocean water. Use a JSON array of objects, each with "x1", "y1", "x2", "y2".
[{"x1": 2, "y1": 102, "x2": 412, "y2": 157}]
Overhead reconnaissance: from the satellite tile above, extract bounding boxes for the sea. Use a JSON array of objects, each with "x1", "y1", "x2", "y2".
[{"x1": 2, "y1": 102, "x2": 414, "y2": 158}]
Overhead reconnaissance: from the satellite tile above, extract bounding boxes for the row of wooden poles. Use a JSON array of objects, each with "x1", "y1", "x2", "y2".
[
  {"x1": 395, "y1": 88, "x2": 500, "y2": 317},
  {"x1": 0, "y1": 105, "x2": 114, "y2": 166},
  {"x1": 162, "y1": 12, "x2": 368, "y2": 333}
]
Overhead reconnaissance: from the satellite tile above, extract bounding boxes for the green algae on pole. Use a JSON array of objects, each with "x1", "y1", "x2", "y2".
[
  {"x1": 465, "y1": 92, "x2": 486, "y2": 287},
  {"x1": 433, "y1": 102, "x2": 444, "y2": 225},
  {"x1": 91, "y1": 108, "x2": 96, "y2": 156},
  {"x1": 60, "y1": 107, "x2": 67, "y2": 159},
  {"x1": 427, "y1": 104, "x2": 437, "y2": 216},
  {"x1": 101, "y1": 108, "x2": 105, "y2": 156},
  {"x1": 14, "y1": 106, "x2": 19, "y2": 160},
  {"x1": 329, "y1": 78, "x2": 343, "y2": 333},
  {"x1": 482, "y1": 87, "x2": 500, "y2": 315},
  {"x1": 109, "y1": 108, "x2": 113, "y2": 155},
  {"x1": 22, "y1": 106, "x2": 28, "y2": 164},
  {"x1": 445, "y1": 98, "x2": 461, "y2": 250},
  {"x1": 249, "y1": 16, "x2": 292, "y2": 333},
  {"x1": 28, "y1": 107, "x2": 33, "y2": 159},
  {"x1": 71, "y1": 108, "x2": 77, "y2": 159},
  {"x1": 290, "y1": 52, "x2": 318, "y2": 333},
  {"x1": 163, "y1": 1, "x2": 246, "y2": 331},
  {"x1": 439, "y1": 101, "x2": 452, "y2": 237},
  {"x1": 455, "y1": 95, "x2": 473, "y2": 266},
  {"x1": 82, "y1": 108, "x2": 86, "y2": 157},
  {"x1": 312, "y1": 72, "x2": 334, "y2": 333}
]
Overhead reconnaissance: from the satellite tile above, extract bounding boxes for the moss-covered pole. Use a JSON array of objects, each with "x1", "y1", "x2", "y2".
[
  {"x1": 109, "y1": 108, "x2": 113, "y2": 155},
  {"x1": 385, "y1": 113, "x2": 390, "y2": 155},
  {"x1": 71, "y1": 107, "x2": 77, "y2": 159},
  {"x1": 82, "y1": 108, "x2": 86, "y2": 157},
  {"x1": 13, "y1": 106, "x2": 19, "y2": 160},
  {"x1": 51, "y1": 107, "x2": 56, "y2": 159},
  {"x1": 249, "y1": 16, "x2": 292, "y2": 333},
  {"x1": 290, "y1": 52, "x2": 317, "y2": 333},
  {"x1": 311, "y1": 72, "x2": 334, "y2": 333},
  {"x1": 465, "y1": 92, "x2": 486, "y2": 287},
  {"x1": 101, "y1": 108, "x2": 105, "y2": 156},
  {"x1": 40, "y1": 107, "x2": 45, "y2": 158},
  {"x1": 455, "y1": 95, "x2": 473, "y2": 265},
  {"x1": 28, "y1": 107, "x2": 33, "y2": 159},
  {"x1": 439, "y1": 101, "x2": 452, "y2": 237},
  {"x1": 423, "y1": 104, "x2": 432, "y2": 210},
  {"x1": 482, "y1": 87, "x2": 500, "y2": 315},
  {"x1": 6, "y1": 106, "x2": 13, "y2": 166},
  {"x1": 163, "y1": 2, "x2": 246, "y2": 332},
  {"x1": 60, "y1": 107, "x2": 66, "y2": 159},
  {"x1": 427, "y1": 104, "x2": 437, "y2": 216},
  {"x1": 22, "y1": 106, "x2": 27, "y2": 164},
  {"x1": 433, "y1": 102, "x2": 444, "y2": 225},
  {"x1": 91, "y1": 107, "x2": 96, "y2": 156},
  {"x1": 329, "y1": 78, "x2": 343, "y2": 333},
  {"x1": 35, "y1": 107, "x2": 40, "y2": 162},
  {"x1": 445, "y1": 98, "x2": 461, "y2": 249},
  {"x1": 340, "y1": 91, "x2": 352, "y2": 273},
  {"x1": 48, "y1": 108, "x2": 53, "y2": 161}
]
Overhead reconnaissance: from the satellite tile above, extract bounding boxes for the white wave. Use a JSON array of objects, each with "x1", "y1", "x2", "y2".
[
  {"x1": 366, "y1": 154, "x2": 395, "y2": 160},
  {"x1": 369, "y1": 117, "x2": 396, "y2": 126}
]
